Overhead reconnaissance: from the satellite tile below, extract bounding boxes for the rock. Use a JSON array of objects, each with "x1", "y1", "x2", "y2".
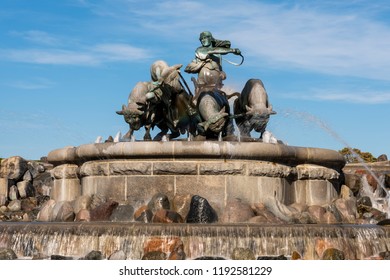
[
  {"x1": 377, "y1": 219, "x2": 390, "y2": 226},
  {"x1": 134, "y1": 205, "x2": 153, "y2": 223},
  {"x1": 144, "y1": 237, "x2": 184, "y2": 257},
  {"x1": 263, "y1": 197, "x2": 298, "y2": 222},
  {"x1": 36, "y1": 199, "x2": 56, "y2": 222},
  {"x1": 343, "y1": 173, "x2": 361, "y2": 194},
  {"x1": 307, "y1": 205, "x2": 326, "y2": 223},
  {"x1": 147, "y1": 193, "x2": 170, "y2": 214},
  {"x1": 340, "y1": 185, "x2": 354, "y2": 199},
  {"x1": 186, "y1": 195, "x2": 218, "y2": 223},
  {"x1": 231, "y1": 248, "x2": 256, "y2": 260},
  {"x1": 322, "y1": 211, "x2": 338, "y2": 224},
  {"x1": 73, "y1": 195, "x2": 91, "y2": 214},
  {"x1": 108, "y1": 250, "x2": 126, "y2": 260},
  {"x1": 21, "y1": 197, "x2": 38, "y2": 212},
  {"x1": 55, "y1": 201, "x2": 75, "y2": 222},
  {"x1": 90, "y1": 200, "x2": 118, "y2": 221},
  {"x1": 291, "y1": 251, "x2": 302, "y2": 260},
  {"x1": 377, "y1": 154, "x2": 388, "y2": 161},
  {"x1": 7, "y1": 200, "x2": 21, "y2": 212},
  {"x1": 0, "y1": 156, "x2": 28, "y2": 181},
  {"x1": 0, "y1": 248, "x2": 18, "y2": 260},
  {"x1": 110, "y1": 204, "x2": 134, "y2": 222},
  {"x1": 80, "y1": 250, "x2": 103, "y2": 260},
  {"x1": 8, "y1": 185, "x2": 18, "y2": 201},
  {"x1": 250, "y1": 203, "x2": 286, "y2": 224},
  {"x1": 51, "y1": 255, "x2": 73, "y2": 260},
  {"x1": 172, "y1": 194, "x2": 192, "y2": 220},
  {"x1": 75, "y1": 209, "x2": 90, "y2": 222},
  {"x1": 257, "y1": 255, "x2": 287, "y2": 260},
  {"x1": 142, "y1": 251, "x2": 166, "y2": 260},
  {"x1": 333, "y1": 198, "x2": 357, "y2": 223},
  {"x1": 194, "y1": 256, "x2": 226, "y2": 260},
  {"x1": 22, "y1": 170, "x2": 33, "y2": 182},
  {"x1": 379, "y1": 251, "x2": 390, "y2": 260},
  {"x1": 322, "y1": 248, "x2": 345, "y2": 260},
  {"x1": 152, "y1": 209, "x2": 184, "y2": 223},
  {"x1": 17, "y1": 180, "x2": 35, "y2": 198},
  {"x1": 221, "y1": 198, "x2": 255, "y2": 223},
  {"x1": 326, "y1": 204, "x2": 343, "y2": 223},
  {"x1": 90, "y1": 194, "x2": 107, "y2": 209}
]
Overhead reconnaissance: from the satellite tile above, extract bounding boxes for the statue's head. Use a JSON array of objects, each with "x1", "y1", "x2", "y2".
[{"x1": 199, "y1": 31, "x2": 214, "y2": 47}]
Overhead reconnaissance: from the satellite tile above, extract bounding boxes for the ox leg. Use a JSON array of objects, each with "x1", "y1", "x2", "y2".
[{"x1": 144, "y1": 126, "x2": 152, "y2": 141}]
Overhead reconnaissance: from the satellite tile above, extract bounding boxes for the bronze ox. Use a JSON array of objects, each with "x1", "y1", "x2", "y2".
[{"x1": 233, "y1": 79, "x2": 276, "y2": 139}]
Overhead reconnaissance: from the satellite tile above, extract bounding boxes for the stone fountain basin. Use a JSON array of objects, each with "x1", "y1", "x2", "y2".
[{"x1": 47, "y1": 142, "x2": 345, "y2": 216}]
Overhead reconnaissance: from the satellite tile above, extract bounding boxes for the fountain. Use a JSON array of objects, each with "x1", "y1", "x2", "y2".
[{"x1": 0, "y1": 31, "x2": 389, "y2": 260}]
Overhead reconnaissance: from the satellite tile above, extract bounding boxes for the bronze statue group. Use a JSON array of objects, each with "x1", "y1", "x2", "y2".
[{"x1": 117, "y1": 31, "x2": 275, "y2": 141}]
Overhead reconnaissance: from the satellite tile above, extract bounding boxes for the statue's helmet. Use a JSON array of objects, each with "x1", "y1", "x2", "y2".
[{"x1": 199, "y1": 31, "x2": 213, "y2": 41}]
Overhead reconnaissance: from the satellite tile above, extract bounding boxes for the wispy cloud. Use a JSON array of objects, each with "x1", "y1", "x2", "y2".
[
  {"x1": 10, "y1": 30, "x2": 61, "y2": 46},
  {"x1": 6, "y1": 77, "x2": 55, "y2": 90},
  {"x1": 0, "y1": 43, "x2": 151, "y2": 66}
]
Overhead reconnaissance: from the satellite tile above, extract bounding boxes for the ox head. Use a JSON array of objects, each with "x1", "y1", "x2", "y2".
[
  {"x1": 245, "y1": 105, "x2": 276, "y2": 133},
  {"x1": 116, "y1": 103, "x2": 146, "y2": 131}
]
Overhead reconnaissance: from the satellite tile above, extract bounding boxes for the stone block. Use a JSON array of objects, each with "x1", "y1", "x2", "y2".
[
  {"x1": 79, "y1": 162, "x2": 109, "y2": 177},
  {"x1": 153, "y1": 162, "x2": 197, "y2": 175},
  {"x1": 52, "y1": 164, "x2": 80, "y2": 179},
  {"x1": 52, "y1": 178, "x2": 81, "y2": 202},
  {"x1": 0, "y1": 178, "x2": 8, "y2": 198},
  {"x1": 16, "y1": 180, "x2": 34, "y2": 198},
  {"x1": 292, "y1": 180, "x2": 338, "y2": 206},
  {"x1": 109, "y1": 161, "x2": 152, "y2": 175},
  {"x1": 199, "y1": 162, "x2": 246, "y2": 175},
  {"x1": 247, "y1": 161, "x2": 294, "y2": 178},
  {"x1": 226, "y1": 176, "x2": 292, "y2": 205},
  {"x1": 126, "y1": 175, "x2": 175, "y2": 206},
  {"x1": 82, "y1": 176, "x2": 125, "y2": 202}
]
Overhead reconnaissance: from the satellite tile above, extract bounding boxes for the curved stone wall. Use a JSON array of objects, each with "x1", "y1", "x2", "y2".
[{"x1": 47, "y1": 142, "x2": 345, "y2": 214}]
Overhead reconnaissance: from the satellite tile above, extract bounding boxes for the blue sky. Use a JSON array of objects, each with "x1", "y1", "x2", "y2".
[{"x1": 1, "y1": 0, "x2": 389, "y2": 160}]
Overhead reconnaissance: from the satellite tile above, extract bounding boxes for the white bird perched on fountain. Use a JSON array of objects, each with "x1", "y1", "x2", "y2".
[
  {"x1": 114, "y1": 131, "x2": 122, "y2": 142},
  {"x1": 262, "y1": 131, "x2": 278, "y2": 144},
  {"x1": 95, "y1": 136, "x2": 103, "y2": 143}
]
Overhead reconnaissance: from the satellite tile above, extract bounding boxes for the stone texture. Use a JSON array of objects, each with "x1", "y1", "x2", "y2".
[
  {"x1": 147, "y1": 193, "x2": 170, "y2": 214},
  {"x1": 153, "y1": 162, "x2": 197, "y2": 175},
  {"x1": 52, "y1": 178, "x2": 81, "y2": 202},
  {"x1": 296, "y1": 164, "x2": 340, "y2": 180},
  {"x1": 231, "y1": 248, "x2": 256, "y2": 260},
  {"x1": 199, "y1": 162, "x2": 245, "y2": 175},
  {"x1": 0, "y1": 178, "x2": 9, "y2": 199},
  {"x1": 109, "y1": 161, "x2": 152, "y2": 175},
  {"x1": 109, "y1": 204, "x2": 134, "y2": 222},
  {"x1": 0, "y1": 248, "x2": 18, "y2": 260},
  {"x1": 51, "y1": 164, "x2": 79, "y2": 179},
  {"x1": 82, "y1": 176, "x2": 125, "y2": 202},
  {"x1": 292, "y1": 179, "x2": 338, "y2": 206},
  {"x1": 7, "y1": 200, "x2": 21, "y2": 212},
  {"x1": 221, "y1": 198, "x2": 255, "y2": 223},
  {"x1": 17, "y1": 180, "x2": 35, "y2": 198},
  {"x1": 36, "y1": 199, "x2": 56, "y2": 222},
  {"x1": 90, "y1": 200, "x2": 119, "y2": 221},
  {"x1": 79, "y1": 161, "x2": 109, "y2": 177},
  {"x1": 322, "y1": 248, "x2": 345, "y2": 260},
  {"x1": 172, "y1": 194, "x2": 192, "y2": 220},
  {"x1": 0, "y1": 156, "x2": 28, "y2": 181},
  {"x1": 247, "y1": 161, "x2": 294, "y2": 178},
  {"x1": 108, "y1": 250, "x2": 126, "y2": 260},
  {"x1": 134, "y1": 205, "x2": 153, "y2": 223},
  {"x1": 75, "y1": 209, "x2": 90, "y2": 222},
  {"x1": 152, "y1": 209, "x2": 184, "y2": 223},
  {"x1": 54, "y1": 201, "x2": 75, "y2": 222},
  {"x1": 73, "y1": 195, "x2": 92, "y2": 214},
  {"x1": 186, "y1": 195, "x2": 218, "y2": 223}
]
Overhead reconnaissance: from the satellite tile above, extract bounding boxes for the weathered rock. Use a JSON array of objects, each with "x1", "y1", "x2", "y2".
[
  {"x1": 73, "y1": 195, "x2": 92, "y2": 214},
  {"x1": 134, "y1": 205, "x2": 153, "y2": 223},
  {"x1": 36, "y1": 199, "x2": 56, "y2": 222},
  {"x1": 17, "y1": 180, "x2": 35, "y2": 198},
  {"x1": 7, "y1": 200, "x2": 21, "y2": 212},
  {"x1": 263, "y1": 197, "x2": 298, "y2": 222},
  {"x1": 379, "y1": 251, "x2": 390, "y2": 260},
  {"x1": 22, "y1": 170, "x2": 33, "y2": 182},
  {"x1": 250, "y1": 203, "x2": 285, "y2": 224},
  {"x1": 257, "y1": 255, "x2": 287, "y2": 260},
  {"x1": 322, "y1": 248, "x2": 345, "y2": 260},
  {"x1": 340, "y1": 185, "x2": 354, "y2": 200},
  {"x1": 307, "y1": 205, "x2": 326, "y2": 223},
  {"x1": 55, "y1": 201, "x2": 75, "y2": 222},
  {"x1": 291, "y1": 251, "x2": 302, "y2": 260},
  {"x1": 108, "y1": 250, "x2": 126, "y2": 260},
  {"x1": 8, "y1": 185, "x2": 18, "y2": 201},
  {"x1": 75, "y1": 209, "x2": 90, "y2": 222},
  {"x1": 110, "y1": 204, "x2": 134, "y2": 222},
  {"x1": 322, "y1": 211, "x2": 338, "y2": 224},
  {"x1": 343, "y1": 173, "x2": 361, "y2": 194},
  {"x1": 144, "y1": 237, "x2": 184, "y2": 258},
  {"x1": 333, "y1": 198, "x2": 357, "y2": 223},
  {"x1": 172, "y1": 194, "x2": 192, "y2": 220},
  {"x1": 377, "y1": 154, "x2": 388, "y2": 162},
  {"x1": 51, "y1": 255, "x2": 73, "y2": 260},
  {"x1": 81, "y1": 250, "x2": 103, "y2": 260},
  {"x1": 0, "y1": 248, "x2": 18, "y2": 260},
  {"x1": 221, "y1": 198, "x2": 255, "y2": 223},
  {"x1": 90, "y1": 200, "x2": 118, "y2": 221},
  {"x1": 147, "y1": 193, "x2": 170, "y2": 214},
  {"x1": 194, "y1": 256, "x2": 226, "y2": 260},
  {"x1": 231, "y1": 248, "x2": 256, "y2": 260},
  {"x1": 90, "y1": 194, "x2": 107, "y2": 209},
  {"x1": 33, "y1": 172, "x2": 53, "y2": 196},
  {"x1": 51, "y1": 164, "x2": 79, "y2": 179},
  {"x1": 186, "y1": 195, "x2": 218, "y2": 223},
  {"x1": 152, "y1": 209, "x2": 184, "y2": 223},
  {"x1": 0, "y1": 156, "x2": 28, "y2": 181},
  {"x1": 142, "y1": 251, "x2": 167, "y2": 260}
]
